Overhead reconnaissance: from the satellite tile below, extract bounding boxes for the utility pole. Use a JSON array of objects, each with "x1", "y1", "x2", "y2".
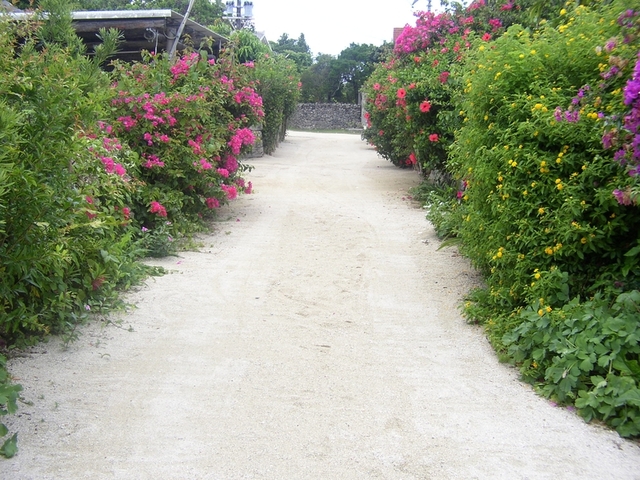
[
  {"x1": 224, "y1": 1, "x2": 254, "y2": 30},
  {"x1": 168, "y1": 0, "x2": 197, "y2": 60}
]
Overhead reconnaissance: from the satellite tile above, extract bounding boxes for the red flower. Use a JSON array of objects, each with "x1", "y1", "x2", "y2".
[
  {"x1": 482, "y1": 33, "x2": 492, "y2": 41},
  {"x1": 429, "y1": 133, "x2": 439, "y2": 142},
  {"x1": 420, "y1": 101, "x2": 432, "y2": 113},
  {"x1": 397, "y1": 88, "x2": 407, "y2": 99},
  {"x1": 406, "y1": 152, "x2": 417, "y2": 165},
  {"x1": 149, "y1": 201, "x2": 167, "y2": 217},
  {"x1": 414, "y1": 56, "x2": 421, "y2": 63},
  {"x1": 439, "y1": 71, "x2": 450, "y2": 84}
]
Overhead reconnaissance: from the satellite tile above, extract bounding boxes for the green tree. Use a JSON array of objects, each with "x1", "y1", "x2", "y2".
[
  {"x1": 333, "y1": 42, "x2": 379, "y2": 104},
  {"x1": 300, "y1": 53, "x2": 340, "y2": 102},
  {"x1": 269, "y1": 32, "x2": 312, "y2": 72},
  {"x1": 227, "y1": 28, "x2": 269, "y2": 63}
]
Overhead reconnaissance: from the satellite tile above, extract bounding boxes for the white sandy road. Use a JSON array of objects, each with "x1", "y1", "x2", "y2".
[{"x1": 3, "y1": 131, "x2": 640, "y2": 479}]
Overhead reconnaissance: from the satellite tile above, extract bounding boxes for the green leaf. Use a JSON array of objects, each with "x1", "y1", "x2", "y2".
[
  {"x1": 0, "y1": 423, "x2": 7, "y2": 437},
  {"x1": 624, "y1": 243, "x2": 640, "y2": 257},
  {"x1": 0, "y1": 433, "x2": 17, "y2": 458},
  {"x1": 579, "y1": 358, "x2": 593, "y2": 372}
]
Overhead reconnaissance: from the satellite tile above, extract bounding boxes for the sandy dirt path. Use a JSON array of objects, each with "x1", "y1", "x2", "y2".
[{"x1": 4, "y1": 131, "x2": 640, "y2": 479}]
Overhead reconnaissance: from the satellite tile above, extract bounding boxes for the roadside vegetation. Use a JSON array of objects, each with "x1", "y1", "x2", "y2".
[
  {"x1": 362, "y1": 0, "x2": 640, "y2": 437},
  {"x1": 0, "y1": 0, "x2": 299, "y2": 456}
]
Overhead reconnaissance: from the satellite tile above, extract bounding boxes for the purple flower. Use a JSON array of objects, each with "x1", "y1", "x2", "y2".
[
  {"x1": 623, "y1": 79, "x2": 640, "y2": 106},
  {"x1": 554, "y1": 107, "x2": 563, "y2": 122}
]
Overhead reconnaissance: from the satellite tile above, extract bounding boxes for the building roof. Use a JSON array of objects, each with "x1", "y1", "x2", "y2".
[{"x1": 4, "y1": 9, "x2": 229, "y2": 62}]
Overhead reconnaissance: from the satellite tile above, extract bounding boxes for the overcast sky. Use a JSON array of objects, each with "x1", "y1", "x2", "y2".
[{"x1": 251, "y1": 0, "x2": 436, "y2": 57}]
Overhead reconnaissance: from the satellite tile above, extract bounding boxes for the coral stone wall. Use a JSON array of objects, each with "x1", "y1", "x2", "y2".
[{"x1": 289, "y1": 103, "x2": 363, "y2": 130}]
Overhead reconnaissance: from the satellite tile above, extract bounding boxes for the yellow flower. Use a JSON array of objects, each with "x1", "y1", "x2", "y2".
[
  {"x1": 538, "y1": 207, "x2": 545, "y2": 215},
  {"x1": 496, "y1": 251, "x2": 503, "y2": 258},
  {"x1": 555, "y1": 178, "x2": 562, "y2": 184},
  {"x1": 540, "y1": 161, "x2": 547, "y2": 167},
  {"x1": 519, "y1": 54, "x2": 525, "y2": 59},
  {"x1": 479, "y1": 45, "x2": 486, "y2": 51},
  {"x1": 538, "y1": 309, "x2": 544, "y2": 316},
  {"x1": 557, "y1": 184, "x2": 563, "y2": 190},
  {"x1": 560, "y1": 8, "x2": 567, "y2": 15},
  {"x1": 530, "y1": 50, "x2": 537, "y2": 55},
  {"x1": 523, "y1": 190, "x2": 528, "y2": 196},
  {"x1": 581, "y1": 237, "x2": 587, "y2": 244},
  {"x1": 534, "y1": 273, "x2": 541, "y2": 280},
  {"x1": 545, "y1": 306, "x2": 552, "y2": 313},
  {"x1": 545, "y1": 247, "x2": 554, "y2": 255}
]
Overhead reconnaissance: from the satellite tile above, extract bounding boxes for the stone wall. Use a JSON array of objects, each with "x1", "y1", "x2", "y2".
[{"x1": 289, "y1": 103, "x2": 363, "y2": 131}]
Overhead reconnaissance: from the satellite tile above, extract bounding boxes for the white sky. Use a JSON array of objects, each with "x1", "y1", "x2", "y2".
[{"x1": 252, "y1": 0, "x2": 434, "y2": 57}]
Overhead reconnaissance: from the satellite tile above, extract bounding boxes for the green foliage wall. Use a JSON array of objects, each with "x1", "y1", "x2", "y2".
[{"x1": 363, "y1": 0, "x2": 640, "y2": 437}]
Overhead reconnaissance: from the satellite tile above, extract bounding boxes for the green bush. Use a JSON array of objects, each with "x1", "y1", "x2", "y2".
[{"x1": 449, "y1": 1, "x2": 640, "y2": 435}]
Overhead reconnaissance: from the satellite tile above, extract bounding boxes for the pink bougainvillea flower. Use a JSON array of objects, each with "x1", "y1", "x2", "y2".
[
  {"x1": 217, "y1": 168, "x2": 230, "y2": 178},
  {"x1": 221, "y1": 184, "x2": 238, "y2": 200},
  {"x1": 245, "y1": 181, "x2": 253, "y2": 194},
  {"x1": 482, "y1": 33, "x2": 492, "y2": 41},
  {"x1": 429, "y1": 133, "x2": 439, "y2": 142},
  {"x1": 420, "y1": 100, "x2": 432, "y2": 113},
  {"x1": 439, "y1": 71, "x2": 450, "y2": 84},
  {"x1": 373, "y1": 83, "x2": 381, "y2": 91},
  {"x1": 114, "y1": 164, "x2": 127, "y2": 177},
  {"x1": 205, "y1": 197, "x2": 220, "y2": 209},
  {"x1": 397, "y1": 88, "x2": 407, "y2": 99},
  {"x1": 149, "y1": 201, "x2": 167, "y2": 217},
  {"x1": 406, "y1": 152, "x2": 417, "y2": 165},
  {"x1": 143, "y1": 155, "x2": 165, "y2": 168},
  {"x1": 223, "y1": 155, "x2": 238, "y2": 173}
]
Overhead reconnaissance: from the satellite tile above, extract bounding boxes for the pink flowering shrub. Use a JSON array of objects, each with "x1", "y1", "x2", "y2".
[
  {"x1": 104, "y1": 51, "x2": 263, "y2": 231},
  {"x1": 362, "y1": 2, "x2": 518, "y2": 171}
]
